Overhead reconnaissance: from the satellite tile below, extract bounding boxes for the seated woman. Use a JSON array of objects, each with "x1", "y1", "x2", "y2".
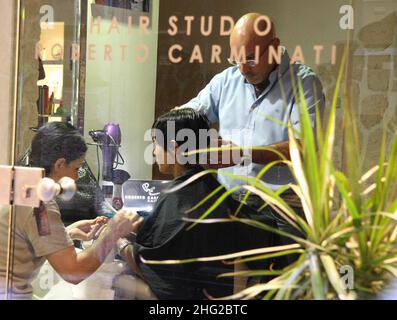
[
  {"x1": 118, "y1": 108, "x2": 275, "y2": 300},
  {"x1": 0, "y1": 122, "x2": 143, "y2": 299}
]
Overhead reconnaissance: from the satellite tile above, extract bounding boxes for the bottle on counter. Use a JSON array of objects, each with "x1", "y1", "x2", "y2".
[
  {"x1": 48, "y1": 92, "x2": 55, "y2": 115},
  {"x1": 37, "y1": 85, "x2": 49, "y2": 127}
]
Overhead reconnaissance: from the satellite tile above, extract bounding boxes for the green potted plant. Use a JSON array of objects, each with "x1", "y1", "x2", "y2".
[{"x1": 142, "y1": 52, "x2": 397, "y2": 300}]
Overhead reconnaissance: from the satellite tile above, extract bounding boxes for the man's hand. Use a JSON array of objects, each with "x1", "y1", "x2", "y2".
[
  {"x1": 67, "y1": 216, "x2": 108, "y2": 241},
  {"x1": 116, "y1": 238, "x2": 144, "y2": 279},
  {"x1": 204, "y1": 139, "x2": 243, "y2": 169},
  {"x1": 108, "y1": 210, "x2": 144, "y2": 240}
]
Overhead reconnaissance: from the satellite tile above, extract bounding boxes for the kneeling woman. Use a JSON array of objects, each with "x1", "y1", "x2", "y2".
[
  {"x1": 118, "y1": 108, "x2": 275, "y2": 300},
  {"x1": 0, "y1": 122, "x2": 142, "y2": 299}
]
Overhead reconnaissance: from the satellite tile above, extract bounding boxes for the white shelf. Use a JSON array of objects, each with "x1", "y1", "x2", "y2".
[{"x1": 42, "y1": 60, "x2": 64, "y2": 65}]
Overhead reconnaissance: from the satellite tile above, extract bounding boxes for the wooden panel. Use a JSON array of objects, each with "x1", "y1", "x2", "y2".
[{"x1": 152, "y1": 0, "x2": 236, "y2": 179}]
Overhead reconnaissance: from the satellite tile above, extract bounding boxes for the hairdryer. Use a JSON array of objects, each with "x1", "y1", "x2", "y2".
[
  {"x1": 89, "y1": 123, "x2": 131, "y2": 211},
  {"x1": 89, "y1": 123, "x2": 121, "y2": 182}
]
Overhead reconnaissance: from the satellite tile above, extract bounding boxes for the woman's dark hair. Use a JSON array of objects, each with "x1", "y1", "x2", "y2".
[
  {"x1": 152, "y1": 108, "x2": 211, "y2": 167},
  {"x1": 29, "y1": 122, "x2": 87, "y2": 176}
]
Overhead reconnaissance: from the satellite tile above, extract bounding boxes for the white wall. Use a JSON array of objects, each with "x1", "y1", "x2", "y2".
[
  {"x1": 84, "y1": 0, "x2": 159, "y2": 180},
  {"x1": 0, "y1": 0, "x2": 16, "y2": 165}
]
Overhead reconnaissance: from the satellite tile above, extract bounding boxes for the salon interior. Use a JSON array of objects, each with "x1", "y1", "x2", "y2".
[{"x1": 1, "y1": 0, "x2": 397, "y2": 300}]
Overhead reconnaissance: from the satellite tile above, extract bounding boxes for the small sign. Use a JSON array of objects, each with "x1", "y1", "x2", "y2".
[
  {"x1": 122, "y1": 179, "x2": 171, "y2": 212},
  {"x1": 34, "y1": 202, "x2": 51, "y2": 236}
]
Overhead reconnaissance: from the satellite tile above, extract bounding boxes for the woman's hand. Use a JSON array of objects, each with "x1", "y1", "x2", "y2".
[{"x1": 67, "y1": 216, "x2": 108, "y2": 241}]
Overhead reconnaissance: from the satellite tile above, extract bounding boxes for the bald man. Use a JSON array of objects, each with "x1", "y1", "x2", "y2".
[
  {"x1": 230, "y1": 14, "x2": 280, "y2": 96},
  {"x1": 182, "y1": 13, "x2": 325, "y2": 266}
]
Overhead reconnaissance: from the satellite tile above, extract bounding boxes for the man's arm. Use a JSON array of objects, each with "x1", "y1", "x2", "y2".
[
  {"x1": 243, "y1": 75, "x2": 324, "y2": 167},
  {"x1": 203, "y1": 139, "x2": 301, "y2": 169},
  {"x1": 250, "y1": 140, "x2": 292, "y2": 164},
  {"x1": 117, "y1": 241, "x2": 144, "y2": 279},
  {"x1": 249, "y1": 75, "x2": 324, "y2": 166},
  {"x1": 181, "y1": 71, "x2": 226, "y2": 124}
]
